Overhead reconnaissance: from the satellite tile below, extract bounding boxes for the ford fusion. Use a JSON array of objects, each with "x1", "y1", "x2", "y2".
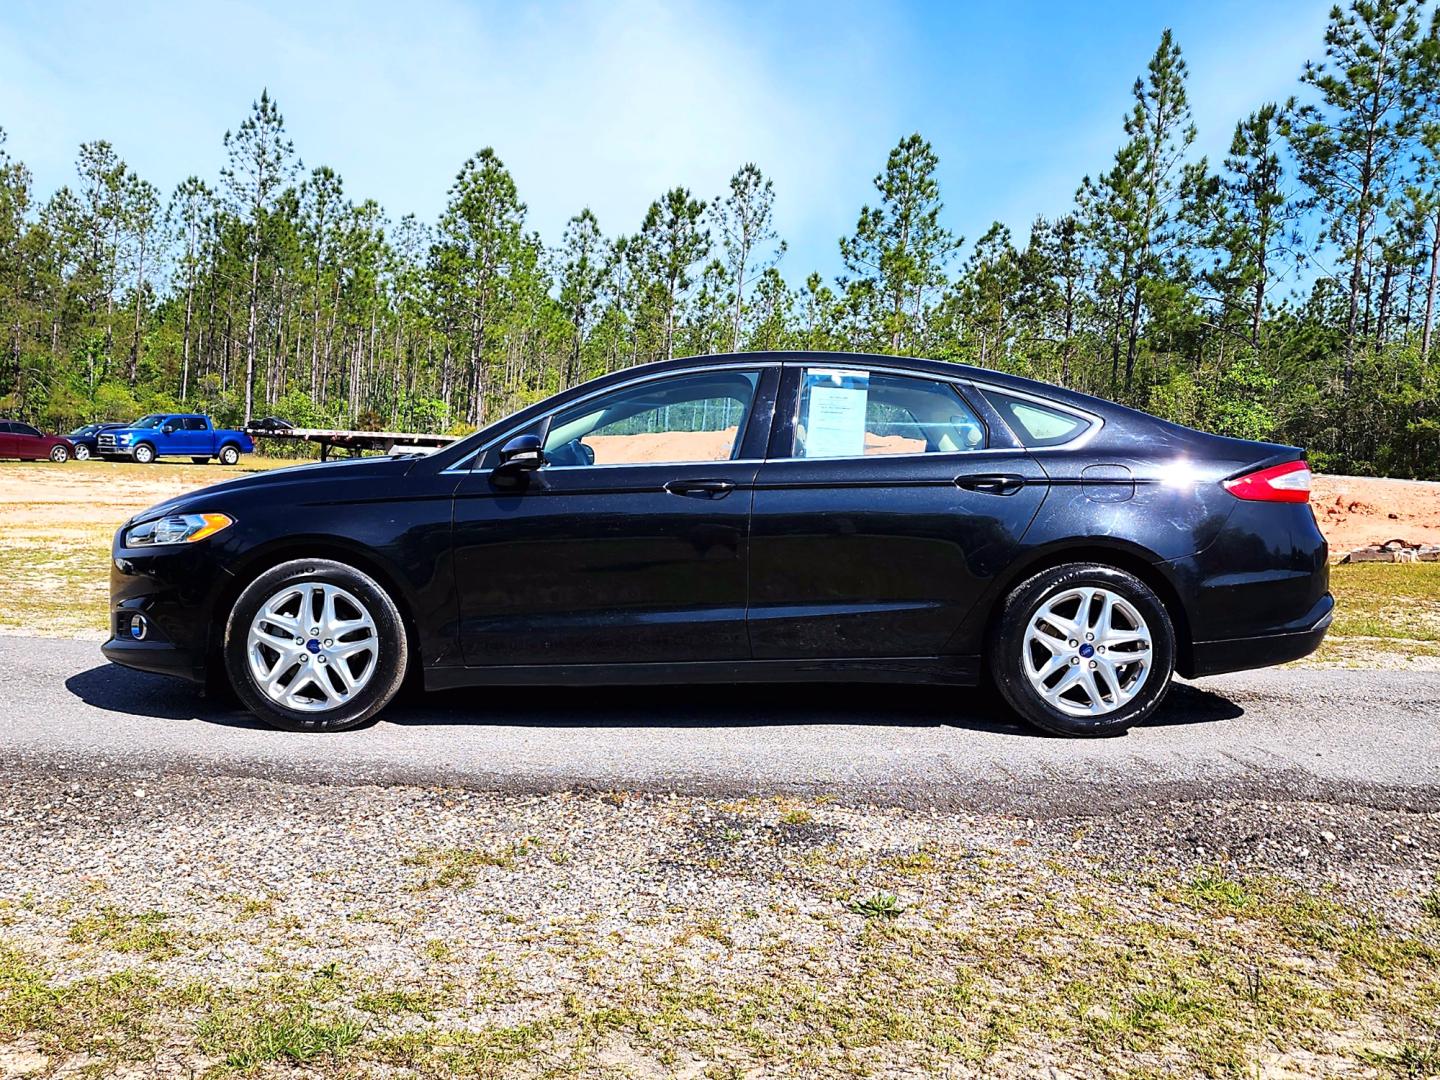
[{"x1": 103, "y1": 352, "x2": 1330, "y2": 736}]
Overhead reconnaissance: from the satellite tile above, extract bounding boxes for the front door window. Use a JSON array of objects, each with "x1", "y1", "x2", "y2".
[{"x1": 541, "y1": 370, "x2": 760, "y2": 467}]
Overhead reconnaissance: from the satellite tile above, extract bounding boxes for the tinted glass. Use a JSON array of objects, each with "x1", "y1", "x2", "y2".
[
  {"x1": 983, "y1": 390, "x2": 1090, "y2": 448},
  {"x1": 183, "y1": 417, "x2": 208, "y2": 430},
  {"x1": 15, "y1": 424, "x2": 40, "y2": 437},
  {"x1": 543, "y1": 370, "x2": 759, "y2": 467},
  {"x1": 793, "y1": 369, "x2": 986, "y2": 458}
]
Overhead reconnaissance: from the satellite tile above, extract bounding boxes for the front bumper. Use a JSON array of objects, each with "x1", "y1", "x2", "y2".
[
  {"x1": 1186, "y1": 592, "x2": 1333, "y2": 678},
  {"x1": 102, "y1": 535, "x2": 233, "y2": 684},
  {"x1": 101, "y1": 636, "x2": 207, "y2": 682}
]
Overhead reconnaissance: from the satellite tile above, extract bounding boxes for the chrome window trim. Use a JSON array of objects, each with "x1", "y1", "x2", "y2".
[{"x1": 441, "y1": 360, "x2": 779, "y2": 475}]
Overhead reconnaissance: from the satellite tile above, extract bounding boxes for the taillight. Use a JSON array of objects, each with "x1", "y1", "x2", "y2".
[{"x1": 1223, "y1": 460, "x2": 1312, "y2": 503}]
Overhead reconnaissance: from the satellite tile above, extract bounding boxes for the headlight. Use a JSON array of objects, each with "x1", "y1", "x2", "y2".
[{"x1": 125, "y1": 513, "x2": 233, "y2": 547}]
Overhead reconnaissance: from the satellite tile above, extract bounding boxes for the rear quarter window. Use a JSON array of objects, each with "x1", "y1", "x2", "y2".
[{"x1": 981, "y1": 390, "x2": 1093, "y2": 448}]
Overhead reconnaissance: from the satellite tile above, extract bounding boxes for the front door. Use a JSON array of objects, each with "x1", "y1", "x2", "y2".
[
  {"x1": 747, "y1": 364, "x2": 1048, "y2": 659},
  {"x1": 452, "y1": 366, "x2": 776, "y2": 668}
]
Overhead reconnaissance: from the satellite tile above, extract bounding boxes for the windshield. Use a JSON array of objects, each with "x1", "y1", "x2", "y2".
[
  {"x1": 69, "y1": 424, "x2": 95, "y2": 436},
  {"x1": 132, "y1": 415, "x2": 166, "y2": 429}
]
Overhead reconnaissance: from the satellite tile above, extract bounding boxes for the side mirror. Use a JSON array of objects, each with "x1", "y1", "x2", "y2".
[
  {"x1": 162, "y1": 423, "x2": 176, "y2": 435},
  {"x1": 496, "y1": 433, "x2": 546, "y2": 472}
]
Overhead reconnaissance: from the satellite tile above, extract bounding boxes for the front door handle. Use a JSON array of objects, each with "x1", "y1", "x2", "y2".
[
  {"x1": 956, "y1": 474, "x2": 1026, "y2": 496},
  {"x1": 665, "y1": 478, "x2": 736, "y2": 499}
]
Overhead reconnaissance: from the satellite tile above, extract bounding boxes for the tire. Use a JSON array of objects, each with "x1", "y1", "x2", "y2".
[
  {"x1": 989, "y1": 563, "x2": 1176, "y2": 737},
  {"x1": 218, "y1": 445, "x2": 240, "y2": 466},
  {"x1": 224, "y1": 558, "x2": 408, "y2": 732},
  {"x1": 74, "y1": 444, "x2": 91, "y2": 461},
  {"x1": 49, "y1": 445, "x2": 70, "y2": 463},
  {"x1": 191, "y1": 456, "x2": 211, "y2": 464},
  {"x1": 132, "y1": 443, "x2": 156, "y2": 464}
]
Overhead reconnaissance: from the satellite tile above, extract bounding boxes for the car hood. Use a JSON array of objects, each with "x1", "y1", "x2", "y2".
[{"x1": 124, "y1": 455, "x2": 421, "y2": 526}]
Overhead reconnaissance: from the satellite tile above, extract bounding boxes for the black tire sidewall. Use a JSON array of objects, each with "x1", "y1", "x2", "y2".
[
  {"x1": 50, "y1": 446, "x2": 68, "y2": 463},
  {"x1": 990, "y1": 563, "x2": 1176, "y2": 736},
  {"x1": 133, "y1": 444, "x2": 154, "y2": 464},
  {"x1": 223, "y1": 559, "x2": 408, "y2": 731}
]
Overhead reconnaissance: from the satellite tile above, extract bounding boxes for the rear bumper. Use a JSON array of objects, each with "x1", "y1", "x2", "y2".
[{"x1": 1185, "y1": 592, "x2": 1333, "y2": 678}]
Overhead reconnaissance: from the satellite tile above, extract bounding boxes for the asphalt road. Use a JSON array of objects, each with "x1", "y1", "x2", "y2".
[{"x1": 1, "y1": 635, "x2": 1437, "y2": 814}]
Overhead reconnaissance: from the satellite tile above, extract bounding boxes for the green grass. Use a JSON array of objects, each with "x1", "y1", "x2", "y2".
[
  {"x1": 1308, "y1": 561, "x2": 1440, "y2": 664},
  {"x1": 67, "y1": 907, "x2": 185, "y2": 960},
  {"x1": 4, "y1": 862, "x2": 1440, "y2": 1076},
  {"x1": 403, "y1": 841, "x2": 531, "y2": 889}
]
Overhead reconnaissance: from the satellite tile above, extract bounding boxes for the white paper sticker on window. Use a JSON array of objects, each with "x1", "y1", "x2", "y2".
[{"x1": 801, "y1": 369, "x2": 868, "y2": 458}]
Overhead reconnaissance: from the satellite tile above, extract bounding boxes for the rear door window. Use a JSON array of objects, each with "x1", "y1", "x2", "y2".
[{"x1": 792, "y1": 368, "x2": 986, "y2": 459}]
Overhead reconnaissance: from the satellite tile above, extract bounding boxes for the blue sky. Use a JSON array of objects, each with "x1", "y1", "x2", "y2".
[{"x1": 1, "y1": 0, "x2": 1331, "y2": 281}]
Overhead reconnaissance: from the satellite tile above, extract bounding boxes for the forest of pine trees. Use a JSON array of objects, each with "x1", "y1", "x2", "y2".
[{"x1": 2, "y1": 1, "x2": 1440, "y2": 476}]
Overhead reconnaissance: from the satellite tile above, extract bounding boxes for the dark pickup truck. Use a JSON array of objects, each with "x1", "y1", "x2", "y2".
[{"x1": 98, "y1": 414, "x2": 255, "y2": 465}]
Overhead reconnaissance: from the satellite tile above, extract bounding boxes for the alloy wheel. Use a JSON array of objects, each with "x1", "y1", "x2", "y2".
[
  {"x1": 1022, "y1": 586, "x2": 1153, "y2": 717},
  {"x1": 245, "y1": 581, "x2": 379, "y2": 712}
]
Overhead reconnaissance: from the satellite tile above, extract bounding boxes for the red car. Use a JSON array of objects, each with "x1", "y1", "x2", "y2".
[{"x1": 0, "y1": 420, "x2": 74, "y2": 462}]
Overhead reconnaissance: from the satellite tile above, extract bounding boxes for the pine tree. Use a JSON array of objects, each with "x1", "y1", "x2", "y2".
[
  {"x1": 221, "y1": 90, "x2": 296, "y2": 422},
  {"x1": 839, "y1": 133, "x2": 958, "y2": 353},
  {"x1": 557, "y1": 209, "x2": 609, "y2": 386},
  {"x1": 713, "y1": 164, "x2": 783, "y2": 351},
  {"x1": 1291, "y1": 0, "x2": 1426, "y2": 389},
  {"x1": 637, "y1": 187, "x2": 708, "y2": 360}
]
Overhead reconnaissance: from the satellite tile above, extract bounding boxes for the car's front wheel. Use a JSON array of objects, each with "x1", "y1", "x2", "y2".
[
  {"x1": 49, "y1": 444, "x2": 70, "y2": 463},
  {"x1": 224, "y1": 559, "x2": 409, "y2": 731},
  {"x1": 73, "y1": 444, "x2": 91, "y2": 461},
  {"x1": 989, "y1": 563, "x2": 1176, "y2": 736},
  {"x1": 132, "y1": 443, "x2": 155, "y2": 464}
]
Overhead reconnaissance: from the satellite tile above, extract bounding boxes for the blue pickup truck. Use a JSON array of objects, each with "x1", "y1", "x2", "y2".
[{"x1": 98, "y1": 414, "x2": 255, "y2": 465}]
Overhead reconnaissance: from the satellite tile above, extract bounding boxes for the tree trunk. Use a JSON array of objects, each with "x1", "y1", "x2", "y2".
[
  {"x1": 1423, "y1": 210, "x2": 1440, "y2": 360},
  {"x1": 128, "y1": 230, "x2": 148, "y2": 384},
  {"x1": 243, "y1": 233, "x2": 261, "y2": 423}
]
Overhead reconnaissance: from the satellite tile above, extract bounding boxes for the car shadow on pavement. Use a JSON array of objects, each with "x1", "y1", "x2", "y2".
[{"x1": 65, "y1": 663, "x2": 1244, "y2": 737}]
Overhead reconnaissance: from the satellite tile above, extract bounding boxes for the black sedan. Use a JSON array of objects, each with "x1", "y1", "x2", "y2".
[
  {"x1": 66, "y1": 422, "x2": 128, "y2": 461},
  {"x1": 102, "y1": 352, "x2": 1330, "y2": 736}
]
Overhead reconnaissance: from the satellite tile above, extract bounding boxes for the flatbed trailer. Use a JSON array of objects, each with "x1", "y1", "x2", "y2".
[{"x1": 246, "y1": 426, "x2": 458, "y2": 461}]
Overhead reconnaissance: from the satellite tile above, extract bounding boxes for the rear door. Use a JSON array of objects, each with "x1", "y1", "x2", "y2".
[
  {"x1": 179, "y1": 416, "x2": 213, "y2": 456},
  {"x1": 0, "y1": 423, "x2": 16, "y2": 458},
  {"x1": 747, "y1": 363, "x2": 1048, "y2": 660},
  {"x1": 12, "y1": 423, "x2": 44, "y2": 460}
]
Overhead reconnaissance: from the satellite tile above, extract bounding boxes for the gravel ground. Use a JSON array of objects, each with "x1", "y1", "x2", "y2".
[{"x1": 1, "y1": 768, "x2": 1438, "y2": 1077}]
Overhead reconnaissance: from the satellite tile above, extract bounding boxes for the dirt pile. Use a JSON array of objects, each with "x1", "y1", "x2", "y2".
[{"x1": 1309, "y1": 474, "x2": 1440, "y2": 554}]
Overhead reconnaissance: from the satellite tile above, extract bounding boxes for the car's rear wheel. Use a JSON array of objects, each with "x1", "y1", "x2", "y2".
[
  {"x1": 73, "y1": 444, "x2": 91, "y2": 461},
  {"x1": 219, "y1": 445, "x2": 240, "y2": 465},
  {"x1": 132, "y1": 443, "x2": 155, "y2": 464},
  {"x1": 49, "y1": 444, "x2": 70, "y2": 463},
  {"x1": 990, "y1": 563, "x2": 1175, "y2": 736},
  {"x1": 224, "y1": 559, "x2": 408, "y2": 731}
]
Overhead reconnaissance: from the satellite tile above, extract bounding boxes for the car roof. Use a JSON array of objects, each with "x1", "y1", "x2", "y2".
[{"x1": 605, "y1": 351, "x2": 1130, "y2": 419}]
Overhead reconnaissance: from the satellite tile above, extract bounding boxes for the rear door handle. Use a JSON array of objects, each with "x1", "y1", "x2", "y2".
[
  {"x1": 664, "y1": 479, "x2": 736, "y2": 499},
  {"x1": 956, "y1": 474, "x2": 1026, "y2": 496}
]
